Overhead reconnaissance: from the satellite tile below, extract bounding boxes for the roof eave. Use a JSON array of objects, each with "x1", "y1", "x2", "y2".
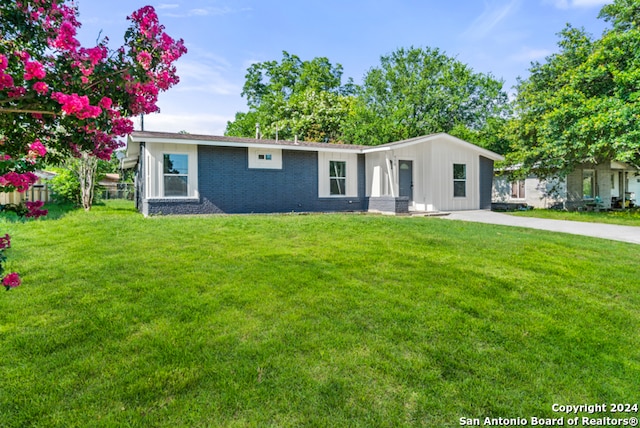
[{"x1": 129, "y1": 131, "x2": 365, "y2": 153}]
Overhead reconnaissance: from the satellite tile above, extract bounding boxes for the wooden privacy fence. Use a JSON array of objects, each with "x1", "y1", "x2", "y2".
[{"x1": 0, "y1": 183, "x2": 51, "y2": 205}]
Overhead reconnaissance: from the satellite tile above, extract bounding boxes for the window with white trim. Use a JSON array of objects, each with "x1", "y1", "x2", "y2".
[
  {"x1": 330, "y1": 161, "x2": 346, "y2": 196},
  {"x1": 163, "y1": 154, "x2": 189, "y2": 197},
  {"x1": 510, "y1": 180, "x2": 525, "y2": 199},
  {"x1": 453, "y1": 164, "x2": 466, "y2": 197}
]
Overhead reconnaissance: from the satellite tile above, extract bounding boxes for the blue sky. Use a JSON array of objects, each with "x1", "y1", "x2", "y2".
[{"x1": 75, "y1": 0, "x2": 612, "y2": 136}]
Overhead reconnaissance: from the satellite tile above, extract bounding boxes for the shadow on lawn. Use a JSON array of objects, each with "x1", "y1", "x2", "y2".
[
  {"x1": 1, "y1": 200, "x2": 139, "y2": 223},
  {"x1": 0, "y1": 202, "x2": 78, "y2": 223}
]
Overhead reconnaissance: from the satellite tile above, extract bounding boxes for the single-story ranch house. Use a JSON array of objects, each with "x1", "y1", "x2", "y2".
[
  {"x1": 122, "y1": 131, "x2": 503, "y2": 216},
  {"x1": 493, "y1": 161, "x2": 639, "y2": 210}
]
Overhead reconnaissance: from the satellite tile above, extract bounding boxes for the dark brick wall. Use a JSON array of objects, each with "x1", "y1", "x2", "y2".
[{"x1": 143, "y1": 146, "x2": 366, "y2": 215}]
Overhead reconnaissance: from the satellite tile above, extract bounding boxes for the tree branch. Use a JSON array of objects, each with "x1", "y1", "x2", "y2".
[
  {"x1": 0, "y1": 108, "x2": 57, "y2": 115},
  {"x1": 85, "y1": 67, "x2": 131, "y2": 91}
]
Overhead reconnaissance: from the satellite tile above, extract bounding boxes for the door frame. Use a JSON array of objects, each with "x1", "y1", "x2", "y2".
[{"x1": 398, "y1": 159, "x2": 414, "y2": 205}]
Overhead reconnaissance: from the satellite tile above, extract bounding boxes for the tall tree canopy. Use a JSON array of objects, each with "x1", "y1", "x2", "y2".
[
  {"x1": 507, "y1": 0, "x2": 640, "y2": 177},
  {"x1": 226, "y1": 51, "x2": 355, "y2": 143},
  {"x1": 343, "y1": 47, "x2": 509, "y2": 146}
]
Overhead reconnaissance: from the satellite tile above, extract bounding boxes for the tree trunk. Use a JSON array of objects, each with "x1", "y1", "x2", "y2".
[{"x1": 78, "y1": 153, "x2": 98, "y2": 211}]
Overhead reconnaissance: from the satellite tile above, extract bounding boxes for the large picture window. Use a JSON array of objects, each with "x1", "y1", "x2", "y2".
[
  {"x1": 453, "y1": 164, "x2": 466, "y2": 197},
  {"x1": 163, "y1": 154, "x2": 189, "y2": 197},
  {"x1": 330, "y1": 161, "x2": 346, "y2": 196}
]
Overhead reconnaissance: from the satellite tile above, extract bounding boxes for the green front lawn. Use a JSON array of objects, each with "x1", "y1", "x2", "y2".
[
  {"x1": 1, "y1": 201, "x2": 638, "y2": 427},
  {"x1": 509, "y1": 208, "x2": 640, "y2": 226}
]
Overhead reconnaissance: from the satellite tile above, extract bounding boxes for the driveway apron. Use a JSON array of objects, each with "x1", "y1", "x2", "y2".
[{"x1": 441, "y1": 210, "x2": 640, "y2": 245}]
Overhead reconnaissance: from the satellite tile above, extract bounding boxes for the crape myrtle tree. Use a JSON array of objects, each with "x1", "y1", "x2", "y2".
[
  {"x1": 506, "y1": 0, "x2": 640, "y2": 179},
  {"x1": 0, "y1": 0, "x2": 186, "y2": 289}
]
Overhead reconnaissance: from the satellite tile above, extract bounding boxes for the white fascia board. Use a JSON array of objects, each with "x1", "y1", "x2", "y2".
[
  {"x1": 129, "y1": 135, "x2": 363, "y2": 154},
  {"x1": 362, "y1": 133, "x2": 504, "y2": 161}
]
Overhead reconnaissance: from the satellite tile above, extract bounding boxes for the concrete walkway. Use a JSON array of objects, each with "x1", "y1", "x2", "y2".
[{"x1": 440, "y1": 210, "x2": 640, "y2": 245}]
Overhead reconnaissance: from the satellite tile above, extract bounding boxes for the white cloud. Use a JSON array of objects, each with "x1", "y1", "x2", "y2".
[
  {"x1": 157, "y1": 4, "x2": 180, "y2": 9},
  {"x1": 544, "y1": 0, "x2": 610, "y2": 9},
  {"x1": 174, "y1": 60, "x2": 241, "y2": 96},
  {"x1": 510, "y1": 47, "x2": 553, "y2": 62},
  {"x1": 164, "y1": 6, "x2": 250, "y2": 18},
  {"x1": 462, "y1": 0, "x2": 522, "y2": 39}
]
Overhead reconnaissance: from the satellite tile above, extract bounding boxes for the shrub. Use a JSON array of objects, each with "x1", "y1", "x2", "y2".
[{"x1": 47, "y1": 167, "x2": 80, "y2": 205}]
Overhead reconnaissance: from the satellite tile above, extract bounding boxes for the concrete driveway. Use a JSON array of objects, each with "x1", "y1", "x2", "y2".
[{"x1": 441, "y1": 210, "x2": 640, "y2": 245}]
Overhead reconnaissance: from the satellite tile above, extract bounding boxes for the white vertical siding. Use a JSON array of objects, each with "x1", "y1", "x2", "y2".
[
  {"x1": 318, "y1": 151, "x2": 359, "y2": 197},
  {"x1": 429, "y1": 139, "x2": 479, "y2": 211},
  {"x1": 364, "y1": 135, "x2": 499, "y2": 211},
  {"x1": 384, "y1": 145, "x2": 424, "y2": 210},
  {"x1": 145, "y1": 142, "x2": 198, "y2": 199}
]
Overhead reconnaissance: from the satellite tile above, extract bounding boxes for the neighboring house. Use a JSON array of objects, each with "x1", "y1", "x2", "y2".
[
  {"x1": 122, "y1": 131, "x2": 503, "y2": 216},
  {"x1": 493, "y1": 161, "x2": 639, "y2": 210}
]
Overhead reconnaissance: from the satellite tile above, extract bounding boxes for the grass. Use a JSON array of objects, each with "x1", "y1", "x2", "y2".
[
  {"x1": 509, "y1": 208, "x2": 640, "y2": 226},
  {"x1": 1, "y1": 201, "x2": 639, "y2": 427}
]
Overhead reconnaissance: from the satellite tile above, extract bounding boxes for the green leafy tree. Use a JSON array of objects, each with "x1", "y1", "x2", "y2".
[
  {"x1": 343, "y1": 46, "x2": 509, "y2": 146},
  {"x1": 226, "y1": 51, "x2": 356, "y2": 143},
  {"x1": 47, "y1": 153, "x2": 120, "y2": 205},
  {"x1": 507, "y1": 0, "x2": 640, "y2": 178},
  {"x1": 48, "y1": 166, "x2": 80, "y2": 205}
]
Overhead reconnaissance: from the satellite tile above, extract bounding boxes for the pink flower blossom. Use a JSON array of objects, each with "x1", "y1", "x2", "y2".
[
  {"x1": 16, "y1": 51, "x2": 30, "y2": 61},
  {"x1": 0, "y1": 54, "x2": 8, "y2": 70},
  {"x1": 89, "y1": 130, "x2": 123, "y2": 160},
  {"x1": 0, "y1": 171, "x2": 39, "y2": 192},
  {"x1": 126, "y1": 81, "x2": 160, "y2": 115},
  {"x1": 99, "y1": 97, "x2": 113, "y2": 109},
  {"x1": 25, "y1": 200, "x2": 48, "y2": 218},
  {"x1": 136, "y1": 51, "x2": 152, "y2": 70},
  {"x1": 0, "y1": 73, "x2": 14, "y2": 90},
  {"x1": 51, "y1": 92, "x2": 102, "y2": 119},
  {"x1": 29, "y1": 140, "x2": 47, "y2": 157},
  {"x1": 8, "y1": 86, "x2": 25, "y2": 98},
  {"x1": 2, "y1": 273, "x2": 22, "y2": 289},
  {"x1": 129, "y1": 6, "x2": 161, "y2": 38},
  {"x1": 82, "y1": 46, "x2": 107, "y2": 65},
  {"x1": 111, "y1": 116, "x2": 134, "y2": 136},
  {"x1": 33, "y1": 81, "x2": 49, "y2": 94},
  {"x1": 24, "y1": 60, "x2": 46, "y2": 80},
  {"x1": 50, "y1": 21, "x2": 80, "y2": 51}
]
